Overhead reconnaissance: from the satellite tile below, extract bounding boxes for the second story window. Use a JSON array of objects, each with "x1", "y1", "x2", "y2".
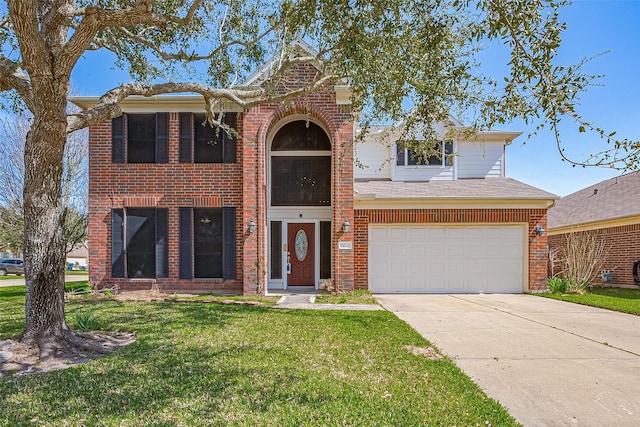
[
  {"x1": 396, "y1": 141, "x2": 453, "y2": 167},
  {"x1": 179, "y1": 113, "x2": 237, "y2": 164},
  {"x1": 112, "y1": 113, "x2": 169, "y2": 163}
]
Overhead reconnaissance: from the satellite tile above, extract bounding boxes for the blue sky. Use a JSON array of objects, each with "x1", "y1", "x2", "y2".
[
  {"x1": 503, "y1": 0, "x2": 640, "y2": 196},
  {"x1": 70, "y1": 0, "x2": 638, "y2": 197}
]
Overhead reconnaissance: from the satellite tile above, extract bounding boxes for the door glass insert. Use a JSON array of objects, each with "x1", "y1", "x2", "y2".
[
  {"x1": 295, "y1": 229, "x2": 308, "y2": 261},
  {"x1": 270, "y1": 221, "x2": 282, "y2": 279}
]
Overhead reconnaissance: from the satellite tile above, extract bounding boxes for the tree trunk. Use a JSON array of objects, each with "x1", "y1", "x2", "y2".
[{"x1": 20, "y1": 90, "x2": 70, "y2": 356}]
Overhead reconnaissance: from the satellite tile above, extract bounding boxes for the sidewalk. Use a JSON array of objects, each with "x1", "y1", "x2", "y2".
[{"x1": 0, "y1": 275, "x2": 89, "y2": 287}]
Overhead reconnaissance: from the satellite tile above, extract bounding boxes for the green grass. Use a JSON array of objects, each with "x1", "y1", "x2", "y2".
[
  {"x1": 0, "y1": 286, "x2": 518, "y2": 426},
  {"x1": 539, "y1": 286, "x2": 640, "y2": 315},
  {"x1": 161, "y1": 293, "x2": 279, "y2": 306},
  {"x1": 315, "y1": 290, "x2": 378, "y2": 305},
  {"x1": 65, "y1": 270, "x2": 89, "y2": 276},
  {"x1": 0, "y1": 275, "x2": 24, "y2": 280}
]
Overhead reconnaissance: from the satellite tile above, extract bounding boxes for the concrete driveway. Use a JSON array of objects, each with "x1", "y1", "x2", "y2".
[{"x1": 377, "y1": 294, "x2": 640, "y2": 427}]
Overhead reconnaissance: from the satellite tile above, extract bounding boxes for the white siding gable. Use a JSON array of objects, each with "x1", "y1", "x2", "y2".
[
  {"x1": 354, "y1": 121, "x2": 517, "y2": 182},
  {"x1": 354, "y1": 128, "x2": 392, "y2": 180},
  {"x1": 393, "y1": 158, "x2": 455, "y2": 181},
  {"x1": 456, "y1": 141, "x2": 504, "y2": 178}
]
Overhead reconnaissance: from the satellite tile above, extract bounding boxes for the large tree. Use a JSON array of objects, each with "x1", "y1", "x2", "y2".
[{"x1": 0, "y1": 0, "x2": 622, "y2": 357}]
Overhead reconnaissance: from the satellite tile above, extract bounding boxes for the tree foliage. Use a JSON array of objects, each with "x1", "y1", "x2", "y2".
[{"x1": 0, "y1": 0, "x2": 625, "y2": 353}]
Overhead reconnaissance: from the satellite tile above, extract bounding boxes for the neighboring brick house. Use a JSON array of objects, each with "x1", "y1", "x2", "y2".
[
  {"x1": 73, "y1": 56, "x2": 556, "y2": 295},
  {"x1": 548, "y1": 172, "x2": 640, "y2": 287}
]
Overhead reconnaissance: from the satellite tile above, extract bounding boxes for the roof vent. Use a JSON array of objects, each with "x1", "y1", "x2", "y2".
[{"x1": 593, "y1": 188, "x2": 599, "y2": 195}]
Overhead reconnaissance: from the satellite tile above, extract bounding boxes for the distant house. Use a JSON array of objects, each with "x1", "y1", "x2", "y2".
[
  {"x1": 66, "y1": 243, "x2": 88, "y2": 271},
  {"x1": 548, "y1": 172, "x2": 640, "y2": 286},
  {"x1": 71, "y1": 47, "x2": 556, "y2": 295}
]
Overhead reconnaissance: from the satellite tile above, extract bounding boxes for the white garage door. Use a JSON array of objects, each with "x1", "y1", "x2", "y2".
[{"x1": 368, "y1": 225, "x2": 525, "y2": 293}]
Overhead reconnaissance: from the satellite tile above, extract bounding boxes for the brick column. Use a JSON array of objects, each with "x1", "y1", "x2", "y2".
[
  {"x1": 332, "y1": 122, "x2": 355, "y2": 291},
  {"x1": 241, "y1": 109, "x2": 262, "y2": 295},
  {"x1": 529, "y1": 211, "x2": 549, "y2": 291}
]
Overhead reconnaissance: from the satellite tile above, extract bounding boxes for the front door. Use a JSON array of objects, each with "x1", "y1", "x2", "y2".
[{"x1": 287, "y1": 223, "x2": 315, "y2": 286}]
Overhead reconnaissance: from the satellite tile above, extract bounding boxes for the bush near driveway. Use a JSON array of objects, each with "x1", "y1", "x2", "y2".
[
  {"x1": 0, "y1": 286, "x2": 519, "y2": 426},
  {"x1": 540, "y1": 286, "x2": 640, "y2": 316}
]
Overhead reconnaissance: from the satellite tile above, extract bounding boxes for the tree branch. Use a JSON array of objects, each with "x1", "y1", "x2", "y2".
[
  {"x1": 67, "y1": 74, "x2": 337, "y2": 133},
  {"x1": 0, "y1": 56, "x2": 34, "y2": 109},
  {"x1": 7, "y1": 0, "x2": 49, "y2": 84},
  {"x1": 113, "y1": 22, "x2": 277, "y2": 63},
  {"x1": 58, "y1": 1, "x2": 203, "y2": 77}
]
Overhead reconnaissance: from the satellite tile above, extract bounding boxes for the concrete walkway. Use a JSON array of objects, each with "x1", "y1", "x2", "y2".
[
  {"x1": 273, "y1": 292, "x2": 383, "y2": 310},
  {"x1": 377, "y1": 294, "x2": 640, "y2": 427}
]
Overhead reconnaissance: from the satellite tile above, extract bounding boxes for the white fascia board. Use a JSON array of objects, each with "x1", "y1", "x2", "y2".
[
  {"x1": 354, "y1": 197, "x2": 555, "y2": 210},
  {"x1": 69, "y1": 95, "x2": 246, "y2": 113},
  {"x1": 453, "y1": 127, "x2": 522, "y2": 144}
]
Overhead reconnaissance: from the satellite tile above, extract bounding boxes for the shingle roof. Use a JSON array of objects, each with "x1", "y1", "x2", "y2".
[
  {"x1": 548, "y1": 172, "x2": 640, "y2": 229},
  {"x1": 354, "y1": 178, "x2": 557, "y2": 200}
]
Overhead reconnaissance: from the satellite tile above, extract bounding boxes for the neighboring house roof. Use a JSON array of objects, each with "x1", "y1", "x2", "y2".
[
  {"x1": 67, "y1": 243, "x2": 89, "y2": 259},
  {"x1": 548, "y1": 172, "x2": 640, "y2": 232},
  {"x1": 354, "y1": 178, "x2": 557, "y2": 208}
]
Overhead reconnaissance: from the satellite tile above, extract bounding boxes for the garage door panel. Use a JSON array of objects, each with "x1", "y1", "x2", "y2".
[
  {"x1": 369, "y1": 224, "x2": 524, "y2": 293},
  {"x1": 406, "y1": 228, "x2": 427, "y2": 240},
  {"x1": 408, "y1": 262, "x2": 426, "y2": 274},
  {"x1": 464, "y1": 228, "x2": 485, "y2": 239},
  {"x1": 427, "y1": 263, "x2": 445, "y2": 274},
  {"x1": 369, "y1": 227, "x2": 389, "y2": 240},
  {"x1": 447, "y1": 244, "x2": 465, "y2": 257},
  {"x1": 390, "y1": 262, "x2": 408, "y2": 275},
  {"x1": 389, "y1": 244, "x2": 407, "y2": 257},
  {"x1": 447, "y1": 228, "x2": 466, "y2": 239},
  {"x1": 390, "y1": 228, "x2": 407, "y2": 240},
  {"x1": 409, "y1": 244, "x2": 426, "y2": 256},
  {"x1": 369, "y1": 245, "x2": 389, "y2": 258},
  {"x1": 428, "y1": 245, "x2": 445, "y2": 256}
]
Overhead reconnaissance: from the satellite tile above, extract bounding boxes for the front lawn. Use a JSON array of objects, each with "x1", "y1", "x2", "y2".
[
  {"x1": 539, "y1": 286, "x2": 640, "y2": 315},
  {"x1": 0, "y1": 286, "x2": 518, "y2": 426},
  {"x1": 0, "y1": 275, "x2": 24, "y2": 280},
  {"x1": 65, "y1": 270, "x2": 89, "y2": 276},
  {"x1": 315, "y1": 290, "x2": 378, "y2": 304}
]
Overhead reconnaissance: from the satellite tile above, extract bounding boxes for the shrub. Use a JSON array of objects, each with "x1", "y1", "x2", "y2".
[
  {"x1": 551, "y1": 231, "x2": 609, "y2": 294},
  {"x1": 547, "y1": 277, "x2": 567, "y2": 293}
]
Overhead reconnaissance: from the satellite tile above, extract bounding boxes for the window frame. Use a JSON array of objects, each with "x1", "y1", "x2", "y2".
[
  {"x1": 111, "y1": 208, "x2": 168, "y2": 279},
  {"x1": 179, "y1": 206, "x2": 236, "y2": 280},
  {"x1": 396, "y1": 140, "x2": 454, "y2": 167},
  {"x1": 268, "y1": 119, "x2": 332, "y2": 208},
  {"x1": 112, "y1": 113, "x2": 169, "y2": 164},
  {"x1": 179, "y1": 113, "x2": 237, "y2": 164}
]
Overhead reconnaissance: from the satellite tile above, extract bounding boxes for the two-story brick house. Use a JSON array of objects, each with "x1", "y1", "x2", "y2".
[{"x1": 73, "y1": 58, "x2": 556, "y2": 295}]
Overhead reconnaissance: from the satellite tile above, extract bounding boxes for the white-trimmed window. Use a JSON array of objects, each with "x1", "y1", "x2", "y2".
[{"x1": 396, "y1": 141, "x2": 453, "y2": 166}]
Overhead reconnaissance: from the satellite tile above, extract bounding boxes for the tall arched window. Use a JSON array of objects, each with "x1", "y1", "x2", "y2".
[{"x1": 270, "y1": 121, "x2": 332, "y2": 206}]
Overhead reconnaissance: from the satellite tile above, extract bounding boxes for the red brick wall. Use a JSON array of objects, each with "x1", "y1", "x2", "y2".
[
  {"x1": 354, "y1": 208, "x2": 549, "y2": 292},
  {"x1": 89, "y1": 62, "x2": 354, "y2": 295},
  {"x1": 548, "y1": 224, "x2": 640, "y2": 286},
  {"x1": 244, "y1": 90, "x2": 354, "y2": 293},
  {"x1": 88, "y1": 112, "x2": 244, "y2": 293}
]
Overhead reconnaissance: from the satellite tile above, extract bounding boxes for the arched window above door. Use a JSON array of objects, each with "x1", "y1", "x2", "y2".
[
  {"x1": 270, "y1": 120, "x2": 331, "y2": 207},
  {"x1": 271, "y1": 121, "x2": 331, "y2": 151}
]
